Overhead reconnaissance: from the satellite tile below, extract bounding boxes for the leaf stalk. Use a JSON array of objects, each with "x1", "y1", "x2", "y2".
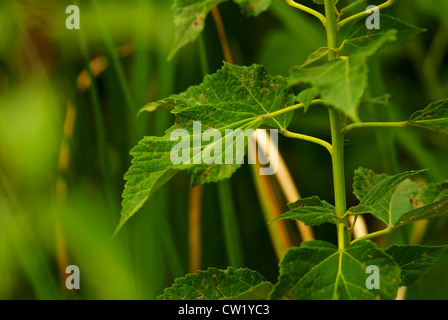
[{"x1": 285, "y1": 0, "x2": 326, "y2": 26}]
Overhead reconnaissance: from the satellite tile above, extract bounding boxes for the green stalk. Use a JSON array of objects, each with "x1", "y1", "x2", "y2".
[
  {"x1": 324, "y1": 0, "x2": 338, "y2": 60},
  {"x1": 91, "y1": 1, "x2": 141, "y2": 144},
  {"x1": 351, "y1": 226, "x2": 394, "y2": 245},
  {"x1": 324, "y1": 0, "x2": 349, "y2": 250},
  {"x1": 218, "y1": 181, "x2": 244, "y2": 267},
  {"x1": 75, "y1": 0, "x2": 115, "y2": 216},
  {"x1": 344, "y1": 121, "x2": 410, "y2": 133}
]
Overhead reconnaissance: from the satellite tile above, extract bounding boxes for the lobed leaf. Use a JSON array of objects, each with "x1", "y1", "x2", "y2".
[
  {"x1": 289, "y1": 30, "x2": 397, "y2": 121},
  {"x1": 353, "y1": 167, "x2": 426, "y2": 207},
  {"x1": 117, "y1": 63, "x2": 296, "y2": 233},
  {"x1": 342, "y1": 14, "x2": 425, "y2": 55},
  {"x1": 352, "y1": 168, "x2": 448, "y2": 228},
  {"x1": 409, "y1": 99, "x2": 448, "y2": 134},
  {"x1": 274, "y1": 196, "x2": 337, "y2": 226},
  {"x1": 157, "y1": 267, "x2": 270, "y2": 300},
  {"x1": 168, "y1": 0, "x2": 271, "y2": 60},
  {"x1": 296, "y1": 87, "x2": 319, "y2": 113},
  {"x1": 269, "y1": 240, "x2": 401, "y2": 300},
  {"x1": 395, "y1": 195, "x2": 448, "y2": 228},
  {"x1": 300, "y1": 47, "x2": 333, "y2": 68},
  {"x1": 385, "y1": 245, "x2": 448, "y2": 286},
  {"x1": 233, "y1": 0, "x2": 271, "y2": 16}
]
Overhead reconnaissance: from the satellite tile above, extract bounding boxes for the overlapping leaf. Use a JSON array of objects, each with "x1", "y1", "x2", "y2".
[
  {"x1": 385, "y1": 245, "x2": 448, "y2": 286},
  {"x1": 157, "y1": 267, "x2": 271, "y2": 300},
  {"x1": 353, "y1": 168, "x2": 426, "y2": 207},
  {"x1": 117, "y1": 63, "x2": 295, "y2": 233},
  {"x1": 269, "y1": 240, "x2": 401, "y2": 300},
  {"x1": 342, "y1": 14, "x2": 425, "y2": 55},
  {"x1": 351, "y1": 167, "x2": 448, "y2": 228},
  {"x1": 168, "y1": 0, "x2": 271, "y2": 59},
  {"x1": 274, "y1": 196, "x2": 337, "y2": 226},
  {"x1": 289, "y1": 30, "x2": 397, "y2": 121},
  {"x1": 409, "y1": 99, "x2": 448, "y2": 134}
]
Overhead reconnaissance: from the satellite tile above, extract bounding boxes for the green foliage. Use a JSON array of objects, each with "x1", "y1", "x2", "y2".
[
  {"x1": 4, "y1": 0, "x2": 448, "y2": 302},
  {"x1": 342, "y1": 14, "x2": 426, "y2": 55},
  {"x1": 117, "y1": 0, "x2": 448, "y2": 301},
  {"x1": 269, "y1": 240, "x2": 401, "y2": 300},
  {"x1": 168, "y1": 0, "x2": 271, "y2": 59},
  {"x1": 385, "y1": 245, "x2": 448, "y2": 286},
  {"x1": 352, "y1": 168, "x2": 448, "y2": 228},
  {"x1": 274, "y1": 196, "x2": 337, "y2": 226},
  {"x1": 157, "y1": 267, "x2": 271, "y2": 300},
  {"x1": 289, "y1": 30, "x2": 397, "y2": 122},
  {"x1": 118, "y1": 63, "x2": 295, "y2": 232},
  {"x1": 409, "y1": 99, "x2": 448, "y2": 134}
]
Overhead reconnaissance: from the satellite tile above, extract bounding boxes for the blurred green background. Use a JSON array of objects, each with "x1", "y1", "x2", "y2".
[{"x1": 0, "y1": 0, "x2": 447, "y2": 300}]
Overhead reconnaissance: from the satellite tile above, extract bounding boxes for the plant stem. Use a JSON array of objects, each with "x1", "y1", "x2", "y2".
[
  {"x1": 285, "y1": 0, "x2": 326, "y2": 26},
  {"x1": 351, "y1": 226, "x2": 394, "y2": 245},
  {"x1": 211, "y1": 7, "x2": 234, "y2": 64},
  {"x1": 281, "y1": 129, "x2": 333, "y2": 155},
  {"x1": 324, "y1": 0, "x2": 349, "y2": 250},
  {"x1": 324, "y1": 0, "x2": 339, "y2": 60},
  {"x1": 189, "y1": 185, "x2": 203, "y2": 273},
  {"x1": 329, "y1": 109, "x2": 349, "y2": 249},
  {"x1": 263, "y1": 99, "x2": 327, "y2": 120},
  {"x1": 344, "y1": 121, "x2": 410, "y2": 133}
]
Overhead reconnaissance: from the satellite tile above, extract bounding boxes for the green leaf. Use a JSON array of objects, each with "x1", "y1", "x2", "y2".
[
  {"x1": 394, "y1": 195, "x2": 448, "y2": 228},
  {"x1": 417, "y1": 181, "x2": 448, "y2": 204},
  {"x1": 353, "y1": 167, "x2": 426, "y2": 206},
  {"x1": 385, "y1": 245, "x2": 448, "y2": 286},
  {"x1": 409, "y1": 99, "x2": 448, "y2": 134},
  {"x1": 157, "y1": 267, "x2": 269, "y2": 300},
  {"x1": 274, "y1": 196, "x2": 337, "y2": 226},
  {"x1": 117, "y1": 63, "x2": 295, "y2": 233},
  {"x1": 220, "y1": 281, "x2": 274, "y2": 300},
  {"x1": 342, "y1": 14, "x2": 425, "y2": 55},
  {"x1": 139, "y1": 97, "x2": 176, "y2": 114},
  {"x1": 352, "y1": 168, "x2": 448, "y2": 228},
  {"x1": 269, "y1": 240, "x2": 401, "y2": 300},
  {"x1": 300, "y1": 47, "x2": 333, "y2": 68},
  {"x1": 360, "y1": 93, "x2": 391, "y2": 107},
  {"x1": 233, "y1": 0, "x2": 272, "y2": 16},
  {"x1": 289, "y1": 30, "x2": 397, "y2": 121},
  {"x1": 296, "y1": 87, "x2": 318, "y2": 112},
  {"x1": 353, "y1": 168, "x2": 425, "y2": 226},
  {"x1": 345, "y1": 204, "x2": 374, "y2": 216},
  {"x1": 168, "y1": 0, "x2": 271, "y2": 60}
]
